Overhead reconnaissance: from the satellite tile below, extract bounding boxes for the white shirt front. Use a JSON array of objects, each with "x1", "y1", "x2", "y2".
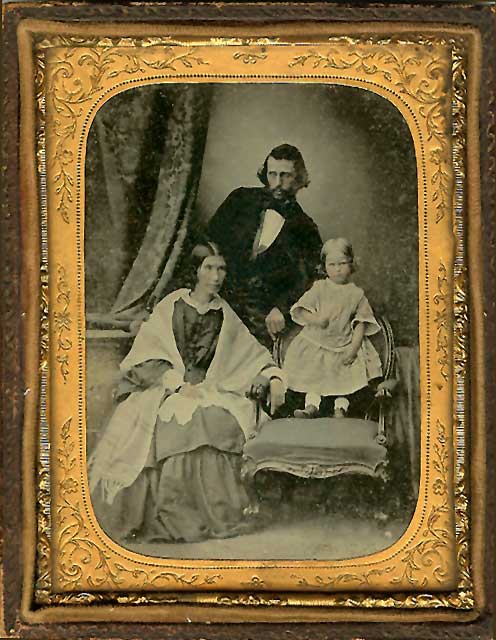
[{"x1": 252, "y1": 209, "x2": 285, "y2": 256}]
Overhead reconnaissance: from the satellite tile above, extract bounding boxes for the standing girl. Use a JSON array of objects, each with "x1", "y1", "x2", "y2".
[{"x1": 284, "y1": 237, "x2": 382, "y2": 418}]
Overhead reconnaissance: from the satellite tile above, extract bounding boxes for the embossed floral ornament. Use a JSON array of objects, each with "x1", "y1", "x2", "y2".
[
  {"x1": 391, "y1": 502, "x2": 450, "y2": 588},
  {"x1": 55, "y1": 414, "x2": 224, "y2": 591},
  {"x1": 233, "y1": 47, "x2": 268, "y2": 64},
  {"x1": 433, "y1": 478, "x2": 447, "y2": 495},
  {"x1": 241, "y1": 575, "x2": 265, "y2": 588},
  {"x1": 54, "y1": 265, "x2": 72, "y2": 383},
  {"x1": 59, "y1": 148, "x2": 74, "y2": 165},
  {"x1": 436, "y1": 419, "x2": 447, "y2": 446},
  {"x1": 292, "y1": 566, "x2": 394, "y2": 589},
  {"x1": 391, "y1": 419, "x2": 451, "y2": 587},
  {"x1": 60, "y1": 477, "x2": 79, "y2": 495},
  {"x1": 433, "y1": 422, "x2": 448, "y2": 495},
  {"x1": 433, "y1": 262, "x2": 450, "y2": 385},
  {"x1": 430, "y1": 148, "x2": 450, "y2": 222},
  {"x1": 54, "y1": 309, "x2": 71, "y2": 332}
]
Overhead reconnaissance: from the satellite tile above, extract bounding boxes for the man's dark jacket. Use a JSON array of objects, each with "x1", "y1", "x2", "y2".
[{"x1": 206, "y1": 187, "x2": 322, "y2": 344}]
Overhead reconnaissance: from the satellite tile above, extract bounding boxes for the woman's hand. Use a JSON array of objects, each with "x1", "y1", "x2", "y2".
[
  {"x1": 269, "y1": 378, "x2": 285, "y2": 414},
  {"x1": 265, "y1": 307, "x2": 285, "y2": 340},
  {"x1": 178, "y1": 383, "x2": 202, "y2": 399}
]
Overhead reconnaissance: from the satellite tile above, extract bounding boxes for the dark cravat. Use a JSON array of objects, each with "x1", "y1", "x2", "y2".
[{"x1": 261, "y1": 189, "x2": 298, "y2": 220}]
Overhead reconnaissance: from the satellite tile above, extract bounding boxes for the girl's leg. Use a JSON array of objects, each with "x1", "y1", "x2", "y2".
[
  {"x1": 294, "y1": 393, "x2": 321, "y2": 418},
  {"x1": 334, "y1": 396, "x2": 350, "y2": 418},
  {"x1": 306, "y1": 393, "x2": 322, "y2": 409}
]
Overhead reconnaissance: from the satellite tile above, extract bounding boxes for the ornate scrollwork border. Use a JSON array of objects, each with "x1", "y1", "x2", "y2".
[
  {"x1": 28, "y1": 26, "x2": 473, "y2": 613},
  {"x1": 433, "y1": 261, "x2": 450, "y2": 386},
  {"x1": 289, "y1": 37, "x2": 455, "y2": 226},
  {"x1": 390, "y1": 420, "x2": 450, "y2": 588},
  {"x1": 53, "y1": 265, "x2": 72, "y2": 383},
  {"x1": 233, "y1": 47, "x2": 268, "y2": 64},
  {"x1": 451, "y1": 43, "x2": 472, "y2": 596}
]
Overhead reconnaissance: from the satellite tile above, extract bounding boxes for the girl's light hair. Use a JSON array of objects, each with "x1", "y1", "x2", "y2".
[{"x1": 321, "y1": 237, "x2": 356, "y2": 273}]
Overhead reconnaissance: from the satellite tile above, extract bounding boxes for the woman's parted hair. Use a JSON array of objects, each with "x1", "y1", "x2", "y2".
[
  {"x1": 190, "y1": 241, "x2": 223, "y2": 269},
  {"x1": 257, "y1": 143, "x2": 310, "y2": 190},
  {"x1": 184, "y1": 241, "x2": 225, "y2": 288}
]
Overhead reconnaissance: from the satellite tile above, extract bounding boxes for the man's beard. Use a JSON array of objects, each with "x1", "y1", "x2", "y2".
[{"x1": 270, "y1": 187, "x2": 295, "y2": 201}]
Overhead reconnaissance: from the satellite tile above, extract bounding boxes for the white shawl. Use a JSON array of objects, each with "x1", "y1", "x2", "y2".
[{"x1": 88, "y1": 289, "x2": 277, "y2": 504}]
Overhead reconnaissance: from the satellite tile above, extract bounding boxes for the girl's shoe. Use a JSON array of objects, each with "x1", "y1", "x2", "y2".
[{"x1": 294, "y1": 405, "x2": 319, "y2": 419}]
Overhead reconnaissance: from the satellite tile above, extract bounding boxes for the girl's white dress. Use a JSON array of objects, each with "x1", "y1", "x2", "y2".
[{"x1": 284, "y1": 279, "x2": 383, "y2": 396}]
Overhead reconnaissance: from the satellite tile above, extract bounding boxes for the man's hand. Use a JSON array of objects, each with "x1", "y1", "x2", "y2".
[
  {"x1": 341, "y1": 346, "x2": 358, "y2": 366},
  {"x1": 375, "y1": 379, "x2": 398, "y2": 398},
  {"x1": 265, "y1": 307, "x2": 285, "y2": 340},
  {"x1": 269, "y1": 378, "x2": 285, "y2": 415}
]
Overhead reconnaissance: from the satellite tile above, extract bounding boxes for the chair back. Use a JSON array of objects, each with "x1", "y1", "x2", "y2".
[
  {"x1": 273, "y1": 323, "x2": 301, "y2": 368},
  {"x1": 369, "y1": 315, "x2": 395, "y2": 380}
]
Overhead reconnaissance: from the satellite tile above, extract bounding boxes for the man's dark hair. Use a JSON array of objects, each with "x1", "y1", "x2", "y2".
[{"x1": 257, "y1": 143, "x2": 310, "y2": 190}]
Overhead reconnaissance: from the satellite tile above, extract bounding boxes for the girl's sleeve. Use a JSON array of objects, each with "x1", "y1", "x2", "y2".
[
  {"x1": 352, "y1": 294, "x2": 381, "y2": 336},
  {"x1": 289, "y1": 281, "x2": 322, "y2": 325}
]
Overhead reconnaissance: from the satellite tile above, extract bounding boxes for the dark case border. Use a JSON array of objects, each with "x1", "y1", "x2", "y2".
[{"x1": 1, "y1": 2, "x2": 495, "y2": 638}]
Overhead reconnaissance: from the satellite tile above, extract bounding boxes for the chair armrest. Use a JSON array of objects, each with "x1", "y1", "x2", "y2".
[
  {"x1": 245, "y1": 374, "x2": 270, "y2": 402},
  {"x1": 245, "y1": 376, "x2": 271, "y2": 437}
]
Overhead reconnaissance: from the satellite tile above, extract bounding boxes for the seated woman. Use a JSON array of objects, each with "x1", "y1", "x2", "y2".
[{"x1": 88, "y1": 242, "x2": 286, "y2": 544}]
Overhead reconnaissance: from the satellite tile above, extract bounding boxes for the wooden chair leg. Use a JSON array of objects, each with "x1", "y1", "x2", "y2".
[{"x1": 372, "y1": 462, "x2": 394, "y2": 525}]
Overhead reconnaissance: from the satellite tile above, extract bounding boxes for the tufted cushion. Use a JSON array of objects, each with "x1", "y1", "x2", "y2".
[{"x1": 244, "y1": 417, "x2": 387, "y2": 474}]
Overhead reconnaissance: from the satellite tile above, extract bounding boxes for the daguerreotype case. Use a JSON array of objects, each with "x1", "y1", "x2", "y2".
[{"x1": 1, "y1": 2, "x2": 495, "y2": 638}]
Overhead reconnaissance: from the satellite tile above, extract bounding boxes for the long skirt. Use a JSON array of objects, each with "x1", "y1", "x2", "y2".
[{"x1": 93, "y1": 406, "x2": 255, "y2": 543}]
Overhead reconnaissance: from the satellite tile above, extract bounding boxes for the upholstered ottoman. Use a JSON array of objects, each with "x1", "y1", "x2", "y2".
[{"x1": 242, "y1": 417, "x2": 388, "y2": 482}]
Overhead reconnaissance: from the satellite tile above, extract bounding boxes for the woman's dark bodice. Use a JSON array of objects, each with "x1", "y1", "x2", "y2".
[
  {"x1": 115, "y1": 296, "x2": 224, "y2": 399},
  {"x1": 172, "y1": 297, "x2": 223, "y2": 384}
]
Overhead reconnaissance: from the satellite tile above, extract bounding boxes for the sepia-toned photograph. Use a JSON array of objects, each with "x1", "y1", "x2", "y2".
[
  {"x1": 85, "y1": 83, "x2": 420, "y2": 561},
  {"x1": 5, "y1": 1, "x2": 495, "y2": 630},
  {"x1": 6, "y1": 7, "x2": 493, "y2": 629}
]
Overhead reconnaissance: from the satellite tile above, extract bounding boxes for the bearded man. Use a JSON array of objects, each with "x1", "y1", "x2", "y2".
[{"x1": 206, "y1": 144, "x2": 322, "y2": 348}]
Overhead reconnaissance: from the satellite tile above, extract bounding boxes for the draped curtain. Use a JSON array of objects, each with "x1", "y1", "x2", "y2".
[
  {"x1": 85, "y1": 84, "x2": 212, "y2": 327},
  {"x1": 386, "y1": 346, "x2": 420, "y2": 499}
]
